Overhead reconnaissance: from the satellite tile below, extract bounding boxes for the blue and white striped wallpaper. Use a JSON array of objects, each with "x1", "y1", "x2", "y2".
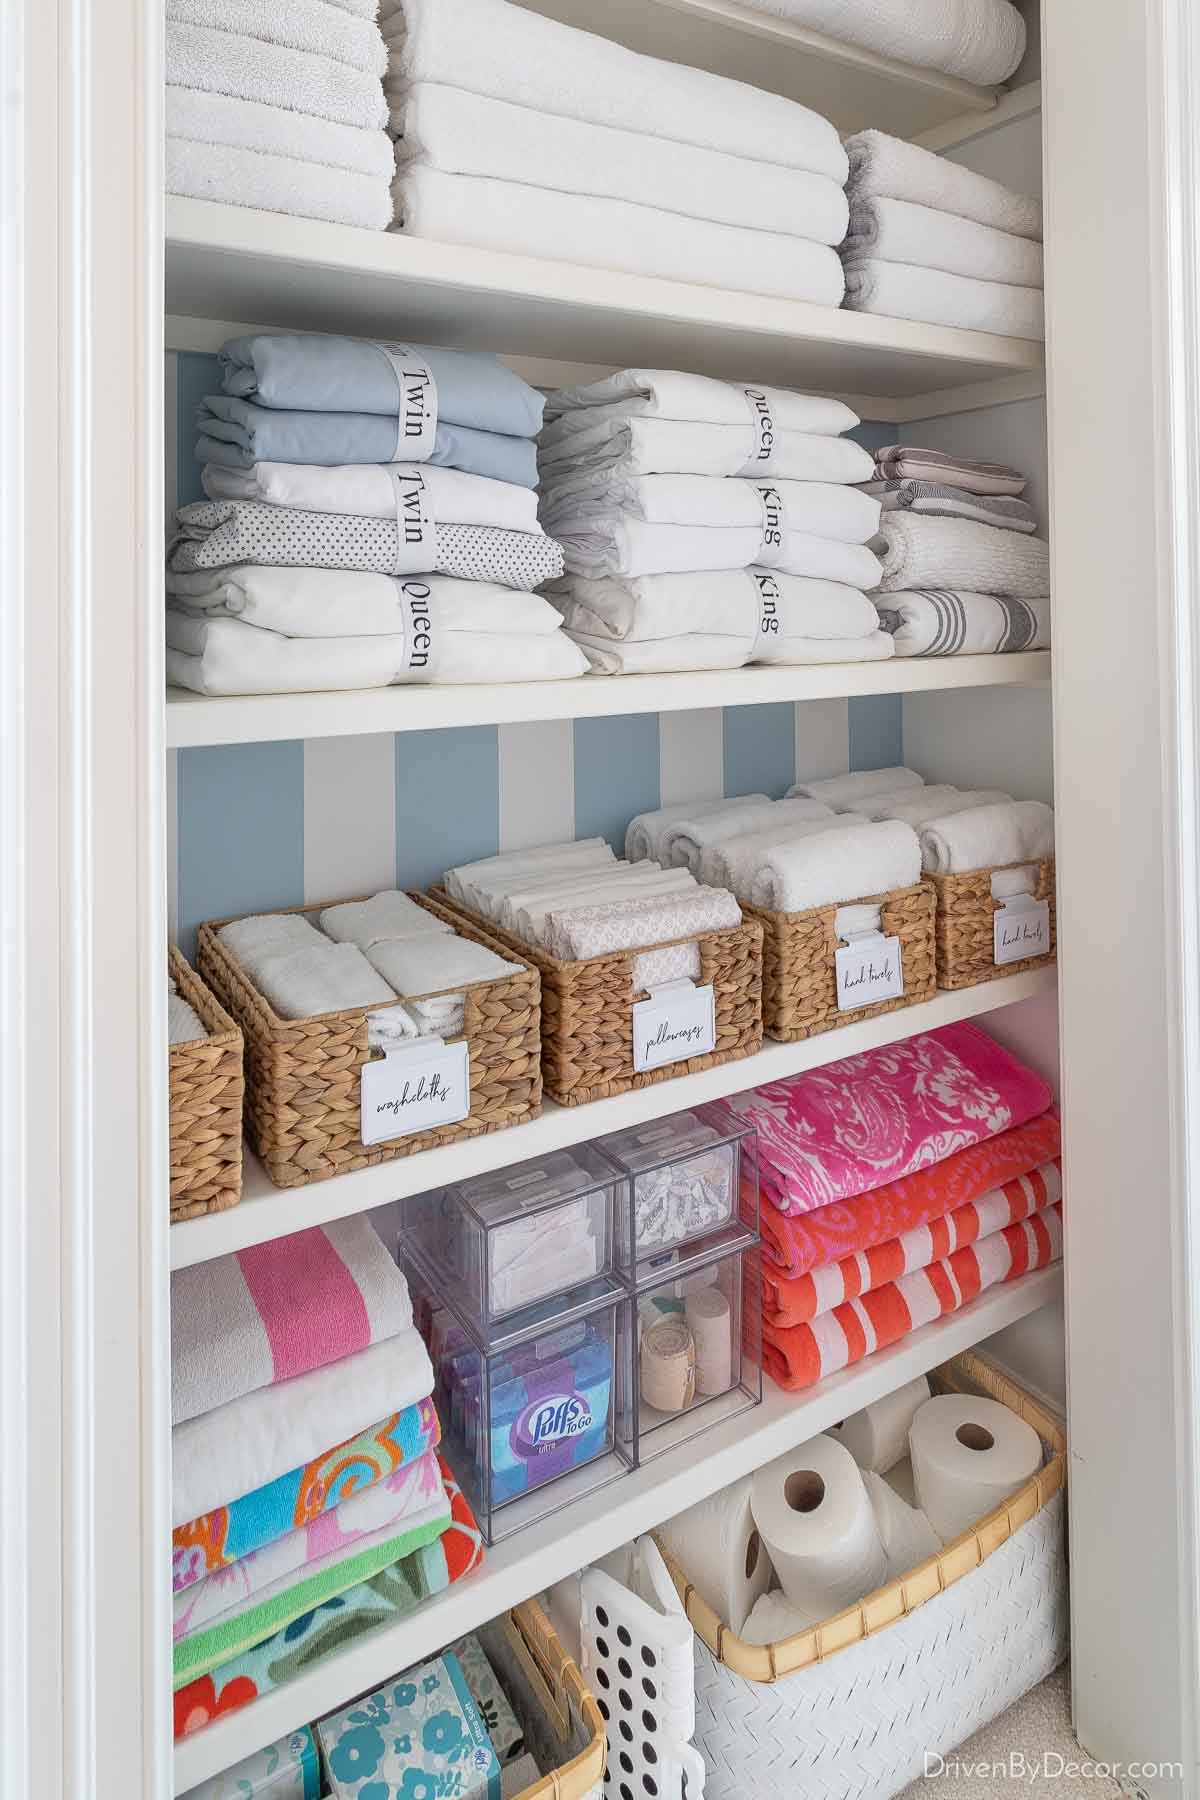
[{"x1": 165, "y1": 351, "x2": 902, "y2": 952}]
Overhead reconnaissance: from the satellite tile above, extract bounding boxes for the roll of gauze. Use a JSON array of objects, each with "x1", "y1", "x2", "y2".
[
  {"x1": 656, "y1": 1475, "x2": 773, "y2": 1634},
  {"x1": 910, "y1": 1394, "x2": 1043, "y2": 1545},
  {"x1": 751, "y1": 1433, "x2": 888, "y2": 1620},
  {"x1": 834, "y1": 1375, "x2": 931, "y2": 1473},
  {"x1": 740, "y1": 1588, "x2": 819, "y2": 1646},
  {"x1": 862, "y1": 1470, "x2": 942, "y2": 1574}
]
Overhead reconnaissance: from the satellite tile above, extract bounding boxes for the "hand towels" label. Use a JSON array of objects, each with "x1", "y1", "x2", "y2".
[
  {"x1": 994, "y1": 897, "x2": 1051, "y2": 965},
  {"x1": 360, "y1": 1039, "x2": 470, "y2": 1144},
  {"x1": 632, "y1": 979, "x2": 716, "y2": 1073},
  {"x1": 836, "y1": 932, "x2": 904, "y2": 1012}
]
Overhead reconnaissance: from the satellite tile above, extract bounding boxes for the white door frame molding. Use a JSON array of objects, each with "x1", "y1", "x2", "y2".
[{"x1": 0, "y1": 0, "x2": 169, "y2": 1796}]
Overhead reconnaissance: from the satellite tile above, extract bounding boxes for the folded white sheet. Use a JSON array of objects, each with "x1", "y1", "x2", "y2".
[
  {"x1": 571, "y1": 630, "x2": 894, "y2": 675},
  {"x1": 395, "y1": 82, "x2": 849, "y2": 243},
  {"x1": 217, "y1": 911, "x2": 325, "y2": 983},
  {"x1": 543, "y1": 886, "x2": 742, "y2": 963},
  {"x1": 444, "y1": 839, "x2": 616, "y2": 915},
  {"x1": 366, "y1": 933, "x2": 522, "y2": 995},
  {"x1": 842, "y1": 259, "x2": 1045, "y2": 340},
  {"x1": 862, "y1": 479, "x2": 1037, "y2": 533},
  {"x1": 168, "y1": 0, "x2": 387, "y2": 75},
  {"x1": 166, "y1": 134, "x2": 393, "y2": 230},
  {"x1": 169, "y1": 992, "x2": 208, "y2": 1044},
  {"x1": 546, "y1": 514, "x2": 881, "y2": 585},
  {"x1": 844, "y1": 130, "x2": 1042, "y2": 241},
  {"x1": 747, "y1": 819, "x2": 922, "y2": 912},
  {"x1": 165, "y1": 614, "x2": 589, "y2": 696},
  {"x1": 393, "y1": 168, "x2": 846, "y2": 308},
  {"x1": 254, "y1": 941, "x2": 396, "y2": 1019},
  {"x1": 843, "y1": 197, "x2": 1043, "y2": 288},
  {"x1": 554, "y1": 570, "x2": 878, "y2": 644},
  {"x1": 716, "y1": 813, "x2": 871, "y2": 900},
  {"x1": 539, "y1": 416, "x2": 875, "y2": 486},
  {"x1": 694, "y1": 799, "x2": 835, "y2": 885},
  {"x1": 919, "y1": 799, "x2": 1055, "y2": 873},
  {"x1": 789, "y1": 767, "x2": 924, "y2": 804},
  {"x1": 381, "y1": 0, "x2": 849, "y2": 181},
  {"x1": 876, "y1": 590, "x2": 1050, "y2": 655},
  {"x1": 756, "y1": 630, "x2": 895, "y2": 666},
  {"x1": 875, "y1": 517, "x2": 1050, "y2": 599},
  {"x1": 511, "y1": 870, "x2": 700, "y2": 946},
  {"x1": 319, "y1": 890, "x2": 453, "y2": 949},
  {"x1": 719, "y1": 0, "x2": 1025, "y2": 85},
  {"x1": 546, "y1": 371, "x2": 859, "y2": 436},
  {"x1": 626, "y1": 796, "x2": 769, "y2": 864},
  {"x1": 166, "y1": 569, "x2": 563, "y2": 640},
  {"x1": 541, "y1": 473, "x2": 881, "y2": 545},
  {"x1": 201, "y1": 461, "x2": 541, "y2": 532},
  {"x1": 849, "y1": 787, "x2": 1011, "y2": 826},
  {"x1": 165, "y1": 19, "x2": 388, "y2": 131}
]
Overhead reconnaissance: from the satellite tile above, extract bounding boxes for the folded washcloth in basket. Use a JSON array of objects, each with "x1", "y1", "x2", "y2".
[
  {"x1": 842, "y1": 260, "x2": 1045, "y2": 339},
  {"x1": 542, "y1": 885, "x2": 742, "y2": 963},
  {"x1": 861, "y1": 479, "x2": 1037, "y2": 533},
  {"x1": 216, "y1": 911, "x2": 325, "y2": 983},
  {"x1": 167, "y1": 569, "x2": 563, "y2": 640},
  {"x1": 365, "y1": 933, "x2": 523, "y2": 996},
  {"x1": 169, "y1": 992, "x2": 207, "y2": 1044},
  {"x1": 319, "y1": 890, "x2": 453, "y2": 950},
  {"x1": 165, "y1": 19, "x2": 388, "y2": 130},
  {"x1": 919, "y1": 799, "x2": 1055, "y2": 873},
  {"x1": 788, "y1": 766, "x2": 924, "y2": 805},
  {"x1": 201, "y1": 460, "x2": 541, "y2": 532},
  {"x1": 843, "y1": 197, "x2": 1043, "y2": 288},
  {"x1": 876, "y1": 591, "x2": 1050, "y2": 656},
  {"x1": 553, "y1": 570, "x2": 880, "y2": 643},
  {"x1": 253, "y1": 941, "x2": 396, "y2": 1018},
  {"x1": 694, "y1": 799, "x2": 836, "y2": 885},
  {"x1": 844, "y1": 130, "x2": 1043, "y2": 241},
  {"x1": 872, "y1": 445, "x2": 1026, "y2": 495},
  {"x1": 875, "y1": 516, "x2": 1050, "y2": 598},
  {"x1": 744, "y1": 819, "x2": 922, "y2": 913},
  {"x1": 626, "y1": 795, "x2": 769, "y2": 864},
  {"x1": 542, "y1": 473, "x2": 880, "y2": 544}
]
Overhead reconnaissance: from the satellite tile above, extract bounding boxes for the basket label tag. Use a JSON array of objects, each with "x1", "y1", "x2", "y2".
[
  {"x1": 360, "y1": 1038, "x2": 470, "y2": 1143},
  {"x1": 632, "y1": 979, "x2": 716, "y2": 1072},
  {"x1": 994, "y1": 896, "x2": 1050, "y2": 966},
  {"x1": 836, "y1": 931, "x2": 904, "y2": 1012}
]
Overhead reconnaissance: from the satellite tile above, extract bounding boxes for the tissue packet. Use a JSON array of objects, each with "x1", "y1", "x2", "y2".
[
  {"x1": 451, "y1": 1632, "x2": 525, "y2": 1764},
  {"x1": 319, "y1": 1654, "x2": 500, "y2": 1800},
  {"x1": 179, "y1": 1726, "x2": 319, "y2": 1799}
]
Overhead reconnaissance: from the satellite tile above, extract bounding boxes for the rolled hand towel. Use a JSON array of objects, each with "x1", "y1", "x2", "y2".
[
  {"x1": 844, "y1": 130, "x2": 1042, "y2": 241},
  {"x1": 714, "y1": 815, "x2": 870, "y2": 899},
  {"x1": 381, "y1": 0, "x2": 849, "y2": 181},
  {"x1": 542, "y1": 473, "x2": 881, "y2": 544},
  {"x1": 747, "y1": 820, "x2": 922, "y2": 912},
  {"x1": 554, "y1": 570, "x2": 879, "y2": 644},
  {"x1": 706, "y1": 0, "x2": 1025, "y2": 87},
  {"x1": 319, "y1": 890, "x2": 454, "y2": 949},
  {"x1": 875, "y1": 515, "x2": 1050, "y2": 599},
  {"x1": 365, "y1": 933, "x2": 523, "y2": 996},
  {"x1": 872, "y1": 445, "x2": 1025, "y2": 496},
  {"x1": 661, "y1": 800, "x2": 790, "y2": 872},
  {"x1": 788, "y1": 766, "x2": 924, "y2": 805},
  {"x1": 626, "y1": 796, "x2": 769, "y2": 864},
  {"x1": 217, "y1": 911, "x2": 324, "y2": 983},
  {"x1": 393, "y1": 167, "x2": 847, "y2": 310},
  {"x1": 545, "y1": 514, "x2": 880, "y2": 586},
  {"x1": 876, "y1": 591, "x2": 1050, "y2": 656},
  {"x1": 839, "y1": 783, "x2": 960, "y2": 819},
  {"x1": 165, "y1": 18, "x2": 387, "y2": 130},
  {"x1": 395, "y1": 81, "x2": 850, "y2": 243},
  {"x1": 167, "y1": 0, "x2": 387, "y2": 75},
  {"x1": 202, "y1": 460, "x2": 541, "y2": 532},
  {"x1": 167, "y1": 569, "x2": 564, "y2": 640},
  {"x1": 166, "y1": 135, "x2": 392, "y2": 231},
  {"x1": 842, "y1": 260, "x2": 1045, "y2": 339},
  {"x1": 695, "y1": 799, "x2": 835, "y2": 884},
  {"x1": 168, "y1": 500, "x2": 564, "y2": 590},
  {"x1": 851, "y1": 787, "x2": 1011, "y2": 826},
  {"x1": 169, "y1": 992, "x2": 207, "y2": 1044},
  {"x1": 843, "y1": 197, "x2": 1043, "y2": 288},
  {"x1": 919, "y1": 799, "x2": 1055, "y2": 873},
  {"x1": 444, "y1": 838, "x2": 615, "y2": 913},
  {"x1": 543, "y1": 886, "x2": 742, "y2": 962},
  {"x1": 254, "y1": 941, "x2": 396, "y2": 1018},
  {"x1": 538, "y1": 415, "x2": 875, "y2": 485},
  {"x1": 862, "y1": 479, "x2": 1037, "y2": 533}
]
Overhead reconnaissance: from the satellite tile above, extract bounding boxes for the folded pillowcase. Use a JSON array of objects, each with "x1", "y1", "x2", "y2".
[
  {"x1": 626, "y1": 795, "x2": 769, "y2": 864},
  {"x1": 319, "y1": 890, "x2": 454, "y2": 950},
  {"x1": 543, "y1": 885, "x2": 743, "y2": 962},
  {"x1": 876, "y1": 591, "x2": 1050, "y2": 656},
  {"x1": 874, "y1": 515, "x2": 1050, "y2": 599},
  {"x1": 167, "y1": 568, "x2": 566, "y2": 639},
  {"x1": 746, "y1": 820, "x2": 922, "y2": 912},
  {"x1": 365, "y1": 933, "x2": 523, "y2": 996},
  {"x1": 202, "y1": 460, "x2": 542, "y2": 532},
  {"x1": 919, "y1": 799, "x2": 1055, "y2": 874},
  {"x1": 505, "y1": 869, "x2": 699, "y2": 945}
]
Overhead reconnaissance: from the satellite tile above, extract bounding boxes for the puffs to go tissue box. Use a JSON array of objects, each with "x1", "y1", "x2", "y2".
[
  {"x1": 319, "y1": 1654, "x2": 500, "y2": 1800},
  {"x1": 180, "y1": 1726, "x2": 319, "y2": 1799}
]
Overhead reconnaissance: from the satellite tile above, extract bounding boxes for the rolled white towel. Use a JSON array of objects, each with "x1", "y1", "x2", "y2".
[
  {"x1": 626, "y1": 795, "x2": 769, "y2": 864},
  {"x1": 839, "y1": 783, "x2": 961, "y2": 820},
  {"x1": 919, "y1": 800, "x2": 1055, "y2": 874},
  {"x1": 366, "y1": 932, "x2": 523, "y2": 995},
  {"x1": 169, "y1": 992, "x2": 208, "y2": 1044},
  {"x1": 254, "y1": 941, "x2": 397, "y2": 1018},
  {"x1": 788, "y1": 767, "x2": 924, "y2": 806},
  {"x1": 871, "y1": 788, "x2": 1012, "y2": 827},
  {"x1": 717, "y1": 815, "x2": 870, "y2": 901},
  {"x1": 216, "y1": 911, "x2": 324, "y2": 984},
  {"x1": 695, "y1": 799, "x2": 836, "y2": 885},
  {"x1": 660, "y1": 801, "x2": 786, "y2": 873},
  {"x1": 747, "y1": 820, "x2": 922, "y2": 913},
  {"x1": 319, "y1": 890, "x2": 454, "y2": 949}
]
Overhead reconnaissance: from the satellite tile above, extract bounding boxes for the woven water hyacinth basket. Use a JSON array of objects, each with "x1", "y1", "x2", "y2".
[
  {"x1": 741, "y1": 881, "x2": 936, "y2": 1041},
  {"x1": 928, "y1": 857, "x2": 1057, "y2": 989},
  {"x1": 433, "y1": 891, "x2": 763, "y2": 1106},
  {"x1": 197, "y1": 890, "x2": 541, "y2": 1189},
  {"x1": 480, "y1": 1598, "x2": 606, "y2": 1800},
  {"x1": 656, "y1": 1353, "x2": 1067, "y2": 1800},
  {"x1": 168, "y1": 945, "x2": 244, "y2": 1222}
]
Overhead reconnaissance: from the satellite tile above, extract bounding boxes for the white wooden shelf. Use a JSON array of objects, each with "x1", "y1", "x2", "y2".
[
  {"x1": 172, "y1": 1261, "x2": 1062, "y2": 1793},
  {"x1": 170, "y1": 964, "x2": 1056, "y2": 1269},
  {"x1": 165, "y1": 651, "x2": 1051, "y2": 749},
  {"x1": 165, "y1": 198, "x2": 1043, "y2": 405}
]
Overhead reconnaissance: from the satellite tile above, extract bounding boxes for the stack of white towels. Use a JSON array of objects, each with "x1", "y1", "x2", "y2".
[
  {"x1": 863, "y1": 445, "x2": 1050, "y2": 657},
  {"x1": 538, "y1": 369, "x2": 893, "y2": 675},
  {"x1": 166, "y1": 331, "x2": 590, "y2": 697},
  {"x1": 840, "y1": 130, "x2": 1044, "y2": 339},
  {"x1": 165, "y1": 0, "x2": 395, "y2": 230},
  {"x1": 168, "y1": 974, "x2": 208, "y2": 1046},
  {"x1": 217, "y1": 892, "x2": 523, "y2": 1045},
  {"x1": 444, "y1": 837, "x2": 744, "y2": 988},
  {"x1": 719, "y1": 0, "x2": 1026, "y2": 86},
  {"x1": 382, "y1": 0, "x2": 851, "y2": 304}
]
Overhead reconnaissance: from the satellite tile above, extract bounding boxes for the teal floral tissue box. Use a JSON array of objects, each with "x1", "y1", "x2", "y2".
[
  {"x1": 180, "y1": 1726, "x2": 320, "y2": 1799},
  {"x1": 319, "y1": 1654, "x2": 501, "y2": 1800},
  {"x1": 450, "y1": 1634, "x2": 524, "y2": 1765}
]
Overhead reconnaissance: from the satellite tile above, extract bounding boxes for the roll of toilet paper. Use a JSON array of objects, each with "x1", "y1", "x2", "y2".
[
  {"x1": 751, "y1": 1433, "x2": 888, "y2": 1620},
  {"x1": 833, "y1": 1375, "x2": 930, "y2": 1474},
  {"x1": 862, "y1": 1469, "x2": 942, "y2": 1573},
  {"x1": 685, "y1": 1285, "x2": 733, "y2": 1396},
  {"x1": 641, "y1": 1319, "x2": 696, "y2": 1413},
  {"x1": 656, "y1": 1474, "x2": 773, "y2": 1634},
  {"x1": 740, "y1": 1587, "x2": 818, "y2": 1647},
  {"x1": 910, "y1": 1394, "x2": 1043, "y2": 1545}
]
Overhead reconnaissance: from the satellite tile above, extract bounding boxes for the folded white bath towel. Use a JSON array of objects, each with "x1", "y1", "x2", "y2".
[
  {"x1": 554, "y1": 570, "x2": 879, "y2": 644},
  {"x1": 876, "y1": 590, "x2": 1050, "y2": 655},
  {"x1": 546, "y1": 514, "x2": 881, "y2": 586},
  {"x1": 695, "y1": 799, "x2": 836, "y2": 885},
  {"x1": 393, "y1": 168, "x2": 846, "y2": 309},
  {"x1": 202, "y1": 461, "x2": 541, "y2": 532},
  {"x1": 169, "y1": 992, "x2": 208, "y2": 1044},
  {"x1": 716, "y1": 814, "x2": 871, "y2": 900},
  {"x1": 546, "y1": 371, "x2": 859, "y2": 436},
  {"x1": 217, "y1": 911, "x2": 325, "y2": 983},
  {"x1": 571, "y1": 630, "x2": 894, "y2": 675},
  {"x1": 842, "y1": 259, "x2": 1045, "y2": 339},
  {"x1": 920, "y1": 799, "x2": 1055, "y2": 873},
  {"x1": 166, "y1": 84, "x2": 394, "y2": 174},
  {"x1": 543, "y1": 886, "x2": 742, "y2": 964},
  {"x1": 168, "y1": 0, "x2": 388, "y2": 74},
  {"x1": 253, "y1": 941, "x2": 396, "y2": 1018},
  {"x1": 844, "y1": 130, "x2": 1042, "y2": 241},
  {"x1": 319, "y1": 890, "x2": 453, "y2": 949},
  {"x1": 541, "y1": 474, "x2": 881, "y2": 545},
  {"x1": 395, "y1": 82, "x2": 849, "y2": 244},
  {"x1": 720, "y1": 0, "x2": 1025, "y2": 86},
  {"x1": 850, "y1": 787, "x2": 1011, "y2": 826},
  {"x1": 166, "y1": 135, "x2": 393, "y2": 230},
  {"x1": 165, "y1": 614, "x2": 589, "y2": 696},
  {"x1": 626, "y1": 796, "x2": 770, "y2": 864},
  {"x1": 789, "y1": 767, "x2": 924, "y2": 805},
  {"x1": 366, "y1": 933, "x2": 523, "y2": 996},
  {"x1": 444, "y1": 839, "x2": 616, "y2": 914},
  {"x1": 381, "y1": 0, "x2": 848, "y2": 181},
  {"x1": 167, "y1": 569, "x2": 562, "y2": 640},
  {"x1": 862, "y1": 480, "x2": 1037, "y2": 534},
  {"x1": 747, "y1": 819, "x2": 922, "y2": 912},
  {"x1": 539, "y1": 417, "x2": 876, "y2": 486},
  {"x1": 843, "y1": 197, "x2": 1043, "y2": 288},
  {"x1": 875, "y1": 517, "x2": 1050, "y2": 599},
  {"x1": 661, "y1": 801, "x2": 790, "y2": 873},
  {"x1": 166, "y1": 19, "x2": 388, "y2": 131},
  {"x1": 513, "y1": 871, "x2": 699, "y2": 948}
]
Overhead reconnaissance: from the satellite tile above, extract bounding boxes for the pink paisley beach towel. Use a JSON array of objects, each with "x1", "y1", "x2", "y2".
[
  {"x1": 730, "y1": 1023, "x2": 1052, "y2": 1218},
  {"x1": 171, "y1": 1214, "x2": 412, "y2": 1427}
]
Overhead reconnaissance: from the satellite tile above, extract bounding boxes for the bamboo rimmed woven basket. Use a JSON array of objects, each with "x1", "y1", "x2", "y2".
[
  {"x1": 196, "y1": 891, "x2": 542, "y2": 1190},
  {"x1": 432, "y1": 891, "x2": 764, "y2": 1107},
  {"x1": 927, "y1": 857, "x2": 1057, "y2": 989},
  {"x1": 484, "y1": 1598, "x2": 607, "y2": 1800},
  {"x1": 742, "y1": 881, "x2": 936, "y2": 1042},
  {"x1": 168, "y1": 945, "x2": 244, "y2": 1223},
  {"x1": 656, "y1": 1350, "x2": 1065, "y2": 1682}
]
